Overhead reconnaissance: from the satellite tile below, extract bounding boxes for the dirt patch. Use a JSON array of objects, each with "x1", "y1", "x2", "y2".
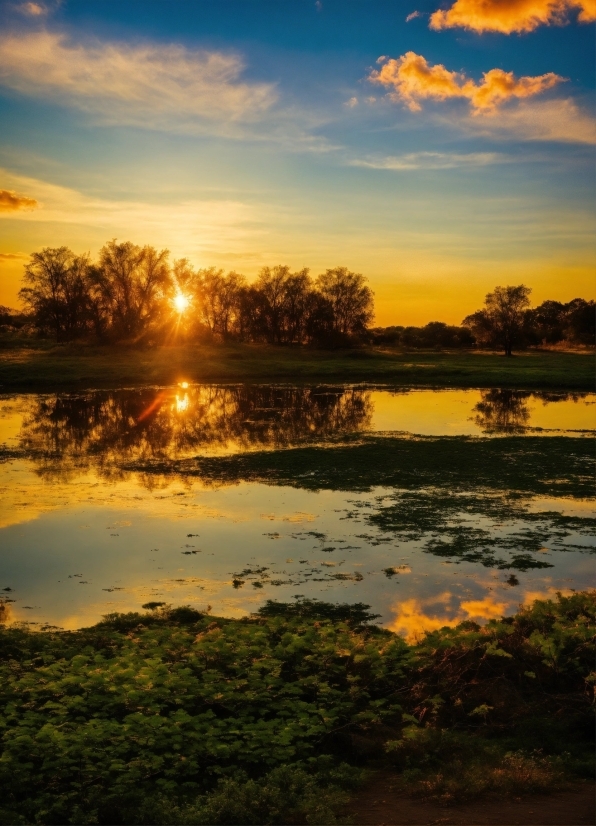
[{"x1": 348, "y1": 774, "x2": 595, "y2": 825}]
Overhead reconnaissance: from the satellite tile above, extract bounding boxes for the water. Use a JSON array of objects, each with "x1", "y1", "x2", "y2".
[{"x1": 0, "y1": 385, "x2": 594, "y2": 636}]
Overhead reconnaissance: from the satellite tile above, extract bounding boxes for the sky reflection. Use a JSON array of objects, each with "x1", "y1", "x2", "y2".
[{"x1": 0, "y1": 385, "x2": 593, "y2": 633}]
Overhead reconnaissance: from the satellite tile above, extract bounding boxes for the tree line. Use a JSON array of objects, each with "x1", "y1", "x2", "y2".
[
  {"x1": 370, "y1": 285, "x2": 593, "y2": 354},
  {"x1": 3, "y1": 242, "x2": 594, "y2": 352},
  {"x1": 14, "y1": 242, "x2": 374, "y2": 346}
]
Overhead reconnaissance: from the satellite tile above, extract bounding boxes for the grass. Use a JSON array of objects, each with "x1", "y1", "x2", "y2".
[
  {"x1": 122, "y1": 435, "x2": 595, "y2": 498},
  {"x1": 0, "y1": 592, "x2": 593, "y2": 824},
  {"x1": 0, "y1": 340, "x2": 593, "y2": 390}
]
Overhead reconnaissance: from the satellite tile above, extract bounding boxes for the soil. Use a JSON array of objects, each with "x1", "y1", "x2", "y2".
[{"x1": 348, "y1": 774, "x2": 595, "y2": 825}]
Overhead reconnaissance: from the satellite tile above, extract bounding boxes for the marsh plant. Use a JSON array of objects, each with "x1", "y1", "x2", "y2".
[{"x1": 0, "y1": 592, "x2": 593, "y2": 824}]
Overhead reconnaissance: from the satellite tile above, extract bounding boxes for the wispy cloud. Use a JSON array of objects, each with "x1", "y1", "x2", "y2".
[
  {"x1": 369, "y1": 52, "x2": 563, "y2": 114},
  {"x1": 16, "y1": 2, "x2": 49, "y2": 16},
  {"x1": 0, "y1": 188, "x2": 38, "y2": 212},
  {"x1": 349, "y1": 151, "x2": 508, "y2": 170},
  {"x1": 406, "y1": 10, "x2": 422, "y2": 21},
  {"x1": 0, "y1": 168, "x2": 271, "y2": 262},
  {"x1": 0, "y1": 251, "x2": 27, "y2": 259},
  {"x1": 430, "y1": 0, "x2": 596, "y2": 34},
  {"x1": 459, "y1": 98, "x2": 596, "y2": 144},
  {"x1": 0, "y1": 31, "x2": 277, "y2": 131}
]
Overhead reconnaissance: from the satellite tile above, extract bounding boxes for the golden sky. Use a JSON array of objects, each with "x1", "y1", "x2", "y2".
[{"x1": 0, "y1": 0, "x2": 594, "y2": 325}]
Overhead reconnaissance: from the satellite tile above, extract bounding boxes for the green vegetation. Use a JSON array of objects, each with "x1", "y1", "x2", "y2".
[
  {"x1": 127, "y1": 435, "x2": 594, "y2": 498},
  {"x1": 0, "y1": 592, "x2": 593, "y2": 824},
  {"x1": 0, "y1": 341, "x2": 593, "y2": 390}
]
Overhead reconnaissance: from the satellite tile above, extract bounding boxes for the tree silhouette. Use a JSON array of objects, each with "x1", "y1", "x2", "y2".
[{"x1": 463, "y1": 284, "x2": 531, "y2": 356}]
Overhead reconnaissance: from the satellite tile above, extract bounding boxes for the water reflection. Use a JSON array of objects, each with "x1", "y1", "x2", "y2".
[
  {"x1": 472, "y1": 390, "x2": 532, "y2": 433},
  {"x1": 17, "y1": 386, "x2": 373, "y2": 479},
  {"x1": 0, "y1": 384, "x2": 593, "y2": 633},
  {"x1": 471, "y1": 389, "x2": 588, "y2": 434},
  {"x1": 0, "y1": 386, "x2": 592, "y2": 486}
]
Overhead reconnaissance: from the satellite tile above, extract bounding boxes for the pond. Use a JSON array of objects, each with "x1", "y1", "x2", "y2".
[{"x1": 0, "y1": 384, "x2": 594, "y2": 637}]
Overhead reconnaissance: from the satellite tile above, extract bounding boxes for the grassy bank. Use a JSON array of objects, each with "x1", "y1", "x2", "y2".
[
  {"x1": 0, "y1": 592, "x2": 593, "y2": 824},
  {"x1": 0, "y1": 341, "x2": 593, "y2": 391}
]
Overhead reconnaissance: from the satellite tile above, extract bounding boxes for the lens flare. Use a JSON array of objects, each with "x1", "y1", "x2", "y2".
[{"x1": 173, "y1": 292, "x2": 190, "y2": 314}]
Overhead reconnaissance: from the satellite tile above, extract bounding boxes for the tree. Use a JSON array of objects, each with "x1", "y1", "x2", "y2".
[
  {"x1": 463, "y1": 285, "x2": 532, "y2": 356},
  {"x1": 194, "y1": 268, "x2": 246, "y2": 340},
  {"x1": 19, "y1": 247, "x2": 91, "y2": 342},
  {"x1": 252, "y1": 266, "x2": 314, "y2": 344},
  {"x1": 88, "y1": 241, "x2": 171, "y2": 341},
  {"x1": 315, "y1": 267, "x2": 374, "y2": 337},
  {"x1": 563, "y1": 298, "x2": 595, "y2": 345}
]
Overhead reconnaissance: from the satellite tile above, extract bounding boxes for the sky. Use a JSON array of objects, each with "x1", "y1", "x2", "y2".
[{"x1": 0, "y1": 0, "x2": 594, "y2": 325}]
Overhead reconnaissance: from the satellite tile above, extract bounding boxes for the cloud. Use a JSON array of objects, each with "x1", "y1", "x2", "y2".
[
  {"x1": 0, "y1": 252, "x2": 27, "y2": 259},
  {"x1": 430, "y1": 0, "x2": 596, "y2": 34},
  {"x1": 369, "y1": 52, "x2": 563, "y2": 113},
  {"x1": 460, "y1": 97, "x2": 596, "y2": 143},
  {"x1": 0, "y1": 31, "x2": 277, "y2": 131},
  {"x1": 0, "y1": 168, "x2": 271, "y2": 262},
  {"x1": 344, "y1": 96, "x2": 359, "y2": 108},
  {"x1": 406, "y1": 10, "x2": 422, "y2": 21},
  {"x1": 460, "y1": 596, "x2": 508, "y2": 620},
  {"x1": 388, "y1": 596, "x2": 460, "y2": 641},
  {"x1": 349, "y1": 151, "x2": 507, "y2": 170},
  {"x1": 17, "y1": 2, "x2": 48, "y2": 15},
  {"x1": 0, "y1": 189, "x2": 38, "y2": 212}
]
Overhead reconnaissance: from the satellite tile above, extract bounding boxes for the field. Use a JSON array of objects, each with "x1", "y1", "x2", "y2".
[{"x1": 0, "y1": 340, "x2": 593, "y2": 391}]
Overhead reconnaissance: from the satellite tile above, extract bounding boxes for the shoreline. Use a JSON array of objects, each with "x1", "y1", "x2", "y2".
[{"x1": 0, "y1": 343, "x2": 593, "y2": 391}]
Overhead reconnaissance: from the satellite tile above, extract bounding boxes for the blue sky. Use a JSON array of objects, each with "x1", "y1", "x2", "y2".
[{"x1": 0, "y1": 0, "x2": 594, "y2": 323}]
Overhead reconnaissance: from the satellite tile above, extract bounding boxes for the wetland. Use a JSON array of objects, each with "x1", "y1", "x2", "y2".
[{"x1": 0, "y1": 383, "x2": 593, "y2": 633}]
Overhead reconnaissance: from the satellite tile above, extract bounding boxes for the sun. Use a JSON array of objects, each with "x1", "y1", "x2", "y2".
[{"x1": 173, "y1": 291, "x2": 190, "y2": 314}]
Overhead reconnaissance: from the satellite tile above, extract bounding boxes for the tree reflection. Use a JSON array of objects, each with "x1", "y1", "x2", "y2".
[
  {"x1": 18, "y1": 385, "x2": 373, "y2": 480},
  {"x1": 472, "y1": 390, "x2": 532, "y2": 433}
]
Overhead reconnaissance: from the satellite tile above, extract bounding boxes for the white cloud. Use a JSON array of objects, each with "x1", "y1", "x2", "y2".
[
  {"x1": 349, "y1": 151, "x2": 507, "y2": 170},
  {"x1": 344, "y1": 96, "x2": 359, "y2": 108},
  {"x1": 460, "y1": 98, "x2": 596, "y2": 144},
  {"x1": 0, "y1": 31, "x2": 277, "y2": 131},
  {"x1": 406, "y1": 10, "x2": 422, "y2": 21}
]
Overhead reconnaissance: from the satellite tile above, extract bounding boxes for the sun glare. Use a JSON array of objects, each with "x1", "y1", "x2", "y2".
[{"x1": 173, "y1": 292, "x2": 190, "y2": 314}]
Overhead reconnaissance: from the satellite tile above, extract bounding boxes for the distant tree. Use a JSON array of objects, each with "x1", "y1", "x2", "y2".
[
  {"x1": 0, "y1": 305, "x2": 29, "y2": 332},
  {"x1": 19, "y1": 247, "x2": 91, "y2": 342},
  {"x1": 315, "y1": 267, "x2": 374, "y2": 337},
  {"x1": 88, "y1": 241, "x2": 171, "y2": 341},
  {"x1": 526, "y1": 299, "x2": 565, "y2": 345},
  {"x1": 194, "y1": 268, "x2": 246, "y2": 340},
  {"x1": 526, "y1": 298, "x2": 595, "y2": 347},
  {"x1": 463, "y1": 285, "x2": 532, "y2": 356},
  {"x1": 563, "y1": 298, "x2": 595, "y2": 345}
]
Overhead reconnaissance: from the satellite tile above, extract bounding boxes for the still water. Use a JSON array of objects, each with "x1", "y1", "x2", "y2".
[{"x1": 0, "y1": 385, "x2": 594, "y2": 636}]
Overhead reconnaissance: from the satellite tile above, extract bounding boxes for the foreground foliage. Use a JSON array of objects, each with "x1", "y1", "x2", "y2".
[{"x1": 0, "y1": 592, "x2": 593, "y2": 824}]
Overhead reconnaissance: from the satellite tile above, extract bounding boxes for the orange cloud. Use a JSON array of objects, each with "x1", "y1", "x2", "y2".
[
  {"x1": 460, "y1": 596, "x2": 508, "y2": 620},
  {"x1": 0, "y1": 252, "x2": 26, "y2": 260},
  {"x1": 389, "y1": 592, "x2": 510, "y2": 641},
  {"x1": 388, "y1": 597, "x2": 460, "y2": 641},
  {"x1": 369, "y1": 52, "x2": 562, "y2": 113},
  {"x1": 0, "y1": 189, "x2": 38, "y2": 212},
  {"x1": 430, "y1": 0, "x2": 596, "y2": 34}
]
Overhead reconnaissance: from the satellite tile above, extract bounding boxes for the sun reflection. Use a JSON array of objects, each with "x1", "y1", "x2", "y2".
[
  {"x1": 175, "y1": 393, "x2": 189, "y2": 413},
  {"x1": 173, "y1": 292, "x2": 190, "y2": 314}
]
